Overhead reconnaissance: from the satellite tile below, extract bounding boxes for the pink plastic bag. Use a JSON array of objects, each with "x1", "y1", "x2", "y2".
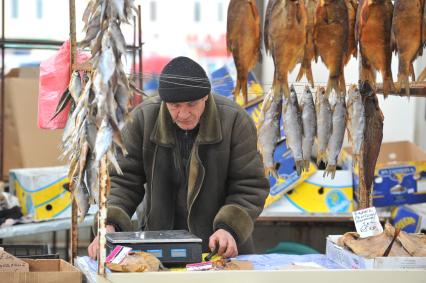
[{"x1": 38, "y1": 40, "x2": 90, "y2": 129}]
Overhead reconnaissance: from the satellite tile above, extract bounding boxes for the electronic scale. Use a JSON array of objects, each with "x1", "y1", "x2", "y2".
[{"x1": 105, "y1": 230, "x2": 202, "y2": 264}]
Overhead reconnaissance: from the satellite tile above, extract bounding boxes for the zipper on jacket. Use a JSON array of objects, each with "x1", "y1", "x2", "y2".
[
  {"x1": 187, "y1": 142, "x2": 205, "y2": 231},
  {"x1": 146, "y1": 144, "x2": 158, "y2": 230}
]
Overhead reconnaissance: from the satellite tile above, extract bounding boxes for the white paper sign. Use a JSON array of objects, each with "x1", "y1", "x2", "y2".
[{"x1": 352, "y1": 207, "x2": 383, "y2": 238}]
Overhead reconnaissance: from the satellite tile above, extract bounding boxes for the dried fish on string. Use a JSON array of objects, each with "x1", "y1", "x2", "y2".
[
  {"x1": 56, "y1": 0, "x2": 135, "y2": 270},
  {"x1": 264, "y1": 0, "x2": 307, "y2": 98},
  {"x1": 392, "y1": 0, "x2": 423, "y2": 95},
  {"x1": 282, "y1": 86, "x2": 304, "y2": 175},
  {"x1": 356, "y1": 0, "x2": 394, "y2": 97},
  {"x1": 296, "y1": 0, "x2": 317, "y2": 88},
  {"x1": 314, "y1": 0, "x2": 348, "y2": 97},
  {"x1": 324, "y1": 91, "x2": 346, "y2": 179},
  {"x1": 315, "y1": 87, "x2": 332, "y2": 165},
  {"x1": 346, "y1": 84, "x2": 365, "y2": 167},
  {"x1": 357, "y1": 80, "x2": 383, "y2": 209},
  {"x1": 300, "y1": 85, "x2": 316, "y2": 171},
  {"x1": 345, "y1": 0, "x2": 358, "y2": 65},
  {"x1": 227, "y1": 0, "x2": 262, "y2": 105},
  {"x1": 257, "y1": 89, "x2": 282, "y2": 178}
]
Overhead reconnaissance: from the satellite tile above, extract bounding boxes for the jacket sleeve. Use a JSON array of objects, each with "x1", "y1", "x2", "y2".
[
  {"x1": 93, "y1": 107, "x2": 146, "y2": 233},
  {"x1": 213, "y1": 109, "x2": 269, "y2": 244}
]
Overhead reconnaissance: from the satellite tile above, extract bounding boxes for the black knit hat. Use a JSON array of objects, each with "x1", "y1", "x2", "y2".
[{"x1": 158, "y1": 56, "x2": 211, "y2": 102}]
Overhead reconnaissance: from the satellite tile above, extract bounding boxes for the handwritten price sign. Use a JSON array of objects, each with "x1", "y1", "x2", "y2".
[{"x1": 352, "y1": 207, "x2": 383, "y2": 238}]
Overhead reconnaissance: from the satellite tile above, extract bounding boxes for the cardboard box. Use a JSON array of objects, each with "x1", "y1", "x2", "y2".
[
  {"x1": 263, "y1": 170, "x2": 353, "y2": 213},
  {"x1": 3, "y1": 67, "x2": 67, "y2": 179},
  {"x1": 0, "y1": 248, "x2": 29, "y2": 272},
  {"x1": 342, "y1": 141, "x2": 426, "y2": 207},
  {"x1": 391, "y1": 204, "x2": 426, "y2": 233},
  {"x1": 1, "y1": 258, "x2": 81, "y2": 283},
  {"x1": 9, "y1": 166, "x2": 71, "y2": 220},
  {"x1": 326, "y1": 235, "x2": 426, "y2": 269}
]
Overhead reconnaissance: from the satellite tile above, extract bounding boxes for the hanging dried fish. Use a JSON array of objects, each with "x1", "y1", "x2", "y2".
[
  {"x1": 346, "y1": 84, "x2": 365, "y2": 167},
  {"x1": 315, "y1": 87, "x2": 332, "y2": 165},
  {"x1": 324, "y1": 92, "x2": 346, "y2": 179},
  {"x1": 356, "y1": 0, "x2": 394, "y2": 97},
  {"x1": 392, "y1": 0, "x2": 423, "y2": 95},
  {"x1": 282, "y1": 86, "x2": 304, "y2": 175},
  {"x1": 300, "y1": 85, "x2": 316, "y2": 171},
  {"x1": 227, "y1": 0, "x2": 262, "y2": 105},
  {"x1": 257, "y1": 89, "x2": 282, "y2": 178},
  {"x1": 296, "y1": 0, "x2": 317, "y2": 87},
  {"x1": 314, "y1": 0, "x2": 349, "y2": 97},
  {"x1": 345, "y1": 0, "x2": 358, "y2": 65},
  {"x1": 57, "y1": 0, "x2": 135, "y2": 269},
  {"x1": 357, "y1": 80, "x2": 383, "y2": 209},
  {"x1": 264, "y1": 0, "x2": 307, "y2": 98}
]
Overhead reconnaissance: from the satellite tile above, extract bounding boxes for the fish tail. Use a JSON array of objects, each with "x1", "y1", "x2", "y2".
[
  {"x1": 295, "y1": 160, "x2": 304, "y2": 176},
  {"x1": 316, "y1": 151, "x2": 327, "y2": 165},
  {"x1": 303, "y1": 160, "x2": 310, "y2": 172},
  {"x1": 382, "y1": 76, "x2": 394, "y2": 98},
  {"x1": 324, "y1": 164, "x2": 336, "y2": 179},
  {"x1": 296, "y1": 64, "x2": 314, "y2": 88}
]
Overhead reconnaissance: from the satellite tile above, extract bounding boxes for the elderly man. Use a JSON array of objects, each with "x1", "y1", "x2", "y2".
[{"x1": 88, "y1": 56, "x2": 269, "y2": 259}]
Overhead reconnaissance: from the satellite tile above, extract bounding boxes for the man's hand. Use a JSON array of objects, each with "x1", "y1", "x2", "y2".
[
  {"x1": 87, "y1": 224, "x2": 116, "y2": 259},
  {"x1": 208, "y1": 229, "x2": 238, "y2": 258}
]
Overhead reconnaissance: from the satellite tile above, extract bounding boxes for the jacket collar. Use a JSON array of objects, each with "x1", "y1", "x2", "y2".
[{"x1": 150, "y1": 94, "x2": 222, "y2": 146}]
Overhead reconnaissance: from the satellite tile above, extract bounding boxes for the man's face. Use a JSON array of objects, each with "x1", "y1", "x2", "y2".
[{"x1": 165, "y1": 96, "x2": 208, "y2": 130}]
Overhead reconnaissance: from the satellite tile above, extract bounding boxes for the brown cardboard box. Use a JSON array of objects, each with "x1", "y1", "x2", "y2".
[
  {"x1": 3, "y1": 67, "x2": 67, "y2": 179},
  {"x1": 0, "y1": 248, "x2": 29, "y2": 272},
  {"x1": 1, "y1": 259, "x2": 82, "y2": 283}
]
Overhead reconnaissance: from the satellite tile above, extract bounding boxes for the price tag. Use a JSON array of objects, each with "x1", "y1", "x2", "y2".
[{"x1": 352, "y1": 207, "x2": 383, "y2": 238}]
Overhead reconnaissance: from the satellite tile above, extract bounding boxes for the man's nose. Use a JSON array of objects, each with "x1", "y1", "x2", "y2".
[{"x1": 178, "y1": 107, "x2": 190, "y2": 119}]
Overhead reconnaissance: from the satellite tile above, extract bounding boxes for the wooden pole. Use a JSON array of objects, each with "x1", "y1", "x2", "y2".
[
  {"x1": 68, "y1": 0, "x2": 78, "y2": 265},
  {"x1": 0, "y1": 0, "x2": 5, "y2": 180},
  {"x1": 97, "y1": 156, "x2": 108, "y2": 275}
]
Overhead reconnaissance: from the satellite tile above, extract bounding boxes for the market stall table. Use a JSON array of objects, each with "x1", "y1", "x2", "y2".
[{"x1": 75, "y1": 255, "x2": 426, "y2": 283}]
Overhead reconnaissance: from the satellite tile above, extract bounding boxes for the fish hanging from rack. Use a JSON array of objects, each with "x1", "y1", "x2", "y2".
[
  {"x1": 227, "y1": 0, "x2": 262, "y2": 105},
  {"x1": 264, "y1": 0, "x2": 307, "y2": 98},
  {"x1": 314, "y1": 0, "x2": 349, "y2": 97},
  {"x1": 357, "y1": 80, "x2": 383, "y2": 209},
  {"x1": 296, "y1": 0, "x2": 317, "y2": 88},
  {"x1": 356, "y1": 0, "x2": 394, "y2": 97},
  {"x1": 257, "y1": 89, "x2": 282, "y2": 178},
  {"x1": 392, "y1": 0, "x2": 424, "y2": 95}
]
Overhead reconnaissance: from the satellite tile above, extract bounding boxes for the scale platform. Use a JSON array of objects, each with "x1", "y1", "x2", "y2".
[{"x1": 106, "y1": 230, "x2": 202, "y2": 264}]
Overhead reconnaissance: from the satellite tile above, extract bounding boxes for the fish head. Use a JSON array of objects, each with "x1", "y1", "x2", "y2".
[
  {"x1": 347, "y1": 84, "x2": 359, "y2": 99},
  {"x1": 358, "y1": 80, "x2": 375, "y2": 98},
  {"x1": 302, "y1": 85, "x2": 312, "y2": 100}
]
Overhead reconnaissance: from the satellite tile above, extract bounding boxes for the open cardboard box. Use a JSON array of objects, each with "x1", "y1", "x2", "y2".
[
  {"x1": 326, "y1": 235, "x2": 426, "y2": 269},
  {"x1": 0, "y1": 248, "x2": 81, "y2": 282},
  {"x1": 3, "y1": 67, "x2": 66, "y2": 179},
  {"x1": 342, "y1": 141, "x2": 426, "y2": 207}
]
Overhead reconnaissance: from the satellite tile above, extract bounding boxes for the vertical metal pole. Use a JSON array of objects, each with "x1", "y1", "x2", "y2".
[
  {"x1": 0, "y1": 0, "x2": 5, "y2": 180},
  {"x1": 137, "y1": 5, "x2": 143, "y2": 98},
  {"x1": 132, "y1": 15, "x2": 136, "y2": 78},
  {"x1": 69, "y1": 0, "x2": 78, "y2": 265}
]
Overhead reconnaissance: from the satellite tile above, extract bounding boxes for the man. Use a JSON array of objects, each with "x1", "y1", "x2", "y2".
[{"x1": 88, "y1": 56, "x2": 269, "y2": 259}]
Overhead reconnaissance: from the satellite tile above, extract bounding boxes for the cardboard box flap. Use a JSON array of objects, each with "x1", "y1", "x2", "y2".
[
  {"x1": 377, "y1": 141, "x2": 426, "y2": 164},
  {"x1": 5, "y1": 67, "x2": 39, "y2": 79},
  {"x1": 0, "y1": 249, "x2": 29, "y2": 272}
]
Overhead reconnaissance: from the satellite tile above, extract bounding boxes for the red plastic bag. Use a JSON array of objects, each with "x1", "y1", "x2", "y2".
[{"x1": 38, "y1": 40, "x2": 90, "y2": 129}]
